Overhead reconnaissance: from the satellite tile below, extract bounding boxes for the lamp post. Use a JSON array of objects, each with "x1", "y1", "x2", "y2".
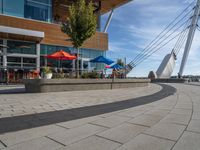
[{"x1": 0, "y1": 44, "x2": 9, "y2": 84}]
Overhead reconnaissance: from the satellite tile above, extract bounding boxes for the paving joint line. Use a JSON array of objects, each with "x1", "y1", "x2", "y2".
[
  {"x1": 125, "y1": 122, "x2": 150, "y2": 128},
  {"x1": 88, "y1": 123, "x2": 110, "y2": 129},
  {"x1": 45, "y1": 136, "x2": 66, "y2": 146},
  {"x1": 95, "y1": 134, "x2": 123, "y2": 145},
  {"x1": 0, "y1": 140, "x2": 7, "y2": 148},
  {"x1": 142, "y1": 132, "x2": 176, "y2": 142},
  {"x1": 170, "y1": 90, "x2": 194, "y2": 150},
  {"x1": 185, "y1": 130, "x2": 200, "y2": 134},
  {"x1": 55, "y1": 124, "x2": 70, "y2": 130}
]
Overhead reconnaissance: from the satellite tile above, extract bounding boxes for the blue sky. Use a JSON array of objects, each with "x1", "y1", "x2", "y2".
[{"x1": 101, "y1": 0, "x2": 200, "y2": 77}]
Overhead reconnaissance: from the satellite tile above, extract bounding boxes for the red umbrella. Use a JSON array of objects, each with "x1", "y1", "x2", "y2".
[{"x1": 45, "y1": 50, "x2": 76, "y2": 60}]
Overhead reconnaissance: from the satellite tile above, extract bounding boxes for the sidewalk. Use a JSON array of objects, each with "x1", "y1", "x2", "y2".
[{"x1": 0, "y1": 83, "x2": 200, "y2": 150}]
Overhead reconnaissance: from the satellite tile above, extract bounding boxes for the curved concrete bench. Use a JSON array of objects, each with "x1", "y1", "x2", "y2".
[{"x1": 23, "y1": 79, "x2": 150, "y2": 93}]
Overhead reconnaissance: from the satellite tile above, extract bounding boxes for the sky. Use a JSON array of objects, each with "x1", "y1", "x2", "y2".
[{"x1": 101, "y1": 0, "x2": 200, "y2": 77}]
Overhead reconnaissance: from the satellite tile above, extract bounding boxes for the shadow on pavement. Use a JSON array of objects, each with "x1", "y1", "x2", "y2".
[
  {"x1": 0, "y1": 83, "x2": 176, "y2": 134},
  {"x1": 0, "y1": 88, "x2": 26, "y2": 94}
]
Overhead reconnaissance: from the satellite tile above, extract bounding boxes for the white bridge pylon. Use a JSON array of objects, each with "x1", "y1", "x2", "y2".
[
  {"x1": 125, "y1": 0, "x2": 200, "y2": 77},
  {"x1": 156, "y1": 52, "x2": 176, "y2": 78},
  {"x1": 156, "y1": 0, "x2": 200, "y2": 78}
]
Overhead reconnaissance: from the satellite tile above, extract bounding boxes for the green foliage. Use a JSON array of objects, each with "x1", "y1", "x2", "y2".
[
  {"x1": 43, "y1": 67, "x2": 52, "y2": 74},
  {"x1": 81, "y1": 71, "x2": 98, "y2": 79},
  {"x1": 117, "y1": 59, "x2": 125, "y2": 66},
  {"x1": 61, "y1": 0, "x2": 97, "y2": 49}
]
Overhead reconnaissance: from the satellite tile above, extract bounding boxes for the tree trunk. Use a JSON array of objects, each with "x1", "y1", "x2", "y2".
[{"x1": 76, "y1": 48, "x2": 80, "y2": 78}]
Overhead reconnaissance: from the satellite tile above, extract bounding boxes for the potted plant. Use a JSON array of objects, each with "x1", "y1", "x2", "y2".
[{"x1": 43, "y1": 67, "x2": 53, "y2": 79}]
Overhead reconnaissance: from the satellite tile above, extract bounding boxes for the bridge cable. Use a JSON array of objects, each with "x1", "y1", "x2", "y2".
[
  {"x1": 129, "y1": 1, "x2": 196, "y2": 67},
  {"x1": 175, "y1": 28, "x2": 190, "y2": 55},
  {"x1": 131, "y1": 18, "x2": 192, "y2": 67},
  {"x1": 197, "y1": 24, "x2": 200, "y2": 31},
  {"x1": 173, "y1": 18, "x2": 192, "y2": 55},
  {"x1": 133, "y1": 27, "x2": 190, "y2": 67},
  {"x1": 129, "y1": 9, "x2": 194, "y2": 67}
]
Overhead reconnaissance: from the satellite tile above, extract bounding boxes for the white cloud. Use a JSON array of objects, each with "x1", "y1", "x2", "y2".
[{"x1": 103, "y1": 0, "x2": 200, "y2": 77}]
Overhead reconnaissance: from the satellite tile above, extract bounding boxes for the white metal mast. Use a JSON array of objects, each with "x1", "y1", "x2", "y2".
[{"x1": 179, "y1": 0, "x2": 200, "y2": 77}]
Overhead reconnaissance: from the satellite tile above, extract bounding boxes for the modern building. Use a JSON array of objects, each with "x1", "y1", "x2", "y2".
[{"x1": 0, "y1": 0, "x2": 130, "y2": 82}]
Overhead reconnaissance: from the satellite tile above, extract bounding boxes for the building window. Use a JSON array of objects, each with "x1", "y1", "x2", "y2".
[
  {"x1": 7, "y1": 57, "x2": 22, "y2": 68},
  {"x1": 25, "y1": 0, "x2": 52, "y2": 22},
  {"x1": 1, "y1": 0, "x2": 52, "y2": 22},
  {"x1": 2, "y1": 0, "x2": 25, "y2": 17},
  {"x1": 0, "y1": 0, "x2": 2, "y2": 14},
  {"x1": 0, "y1": 40, "x2": 3, "y2": 67},
  {"x1": 40, "y1": 44, "x2": 72, "y2": 68},
  {"x1": 40, "y1": 44, "x2": 71, "y2": 55},
  {"x1": 23, "y1": 57, "x2": 36, "y2": 68},
  {"x1": 7, "y1": 40, "x2": 36, "y2": 55}
]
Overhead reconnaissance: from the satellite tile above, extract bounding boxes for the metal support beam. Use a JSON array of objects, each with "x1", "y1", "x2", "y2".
[
  {"x1": 103, "y1": 9, "x2": 114, "y2": 33},
  {"x1": 179, "y1": 0, "x2": 200, "y2": 76},
  {"x1": 36, "y1": 43, "x2": 40, "y2": 71},
  {"x1": 3, "y1": 39, "x2": 7, "y2": 69}
]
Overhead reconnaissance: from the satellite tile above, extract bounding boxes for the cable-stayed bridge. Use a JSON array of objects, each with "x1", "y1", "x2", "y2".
[{"x1": 123, "y1": 0, "x2": 200, "y2": 78}]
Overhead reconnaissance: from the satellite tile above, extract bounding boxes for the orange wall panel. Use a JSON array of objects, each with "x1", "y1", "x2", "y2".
[{"x1": 0, "y1": 15, "x2": 108, "y2": 51}]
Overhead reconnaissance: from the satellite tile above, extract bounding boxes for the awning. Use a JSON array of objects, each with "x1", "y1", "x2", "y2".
[{"x1": 0, "y1": 25, "x2": 44, "y2": 42}]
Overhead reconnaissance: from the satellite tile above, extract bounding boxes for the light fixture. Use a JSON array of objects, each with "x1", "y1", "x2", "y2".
[
  {"x1": 0, "y1": 44, "x2": 9, "y2": 48},
  {"x1": 17, "y1": 45, "x2": 31, "y2": 49}
]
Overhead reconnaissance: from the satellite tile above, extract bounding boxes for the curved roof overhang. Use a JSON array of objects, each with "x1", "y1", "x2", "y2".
[{"x1": 101, "y1": 0, "x2": 132, "y2": 14}]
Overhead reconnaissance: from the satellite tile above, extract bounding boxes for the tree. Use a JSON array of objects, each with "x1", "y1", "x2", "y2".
[
  {"x1": 117, "y1": 59, "x2": 125, "y2": 67},
  {"x1": 61, "y1": 0, "x2": 97, "y2": 78}
]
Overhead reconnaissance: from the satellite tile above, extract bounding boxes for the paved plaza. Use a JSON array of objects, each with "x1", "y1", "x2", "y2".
[{"x1": 0, "y1": 83, "x2": 200, "y2": 150}]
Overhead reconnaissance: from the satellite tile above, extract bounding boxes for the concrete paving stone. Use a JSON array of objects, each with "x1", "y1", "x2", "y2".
[
  {"x1": 57, "y1": 136, "x2": 121, "y2": 150},
  {"x1": 156, "y1": 104, "x2": 175, "y2": 110},
  {"x1": 117, "y1": 109, "x2": 146, "y2": 118},
  {"x1": 91, "y1": 115, "x2": 130, "y2": 128},
  {"x1": 192, "y1": 111, "x2": 200, "y2": 120},
  {"x1": 127, "y1": 114, "x2": 163, "y2": 127},
  {"x1": 47, "y1": 124, "x2": 106, "y2": 146},
  {"x1": 144, "y1": 122, "x2": 186, "y2": 141},
  {"x1": 129, "y1": 105, "x2": 154, "y2": 111},
  {"x1": 170, "y1": 108, "x2": 192, "y2": 116},
  {"x1": 145, "y1": 109, "x2": 170, "y2": 117},
  {"x1": 187, "y1": 120, "x2": 200, "y2": 133},
  {"x1": 97, "y1": 123, "x2": 148, "y2": 144},
  {"x1": 172, "y1": 131, "x2": 200, "y2": 150},
  {"x1": 1, "y1": 137, "x2": 63, "y2": 150},
  {"x1": 160, "y1": 113, "x2": 191, "y2": 125},
  {"x1": 57, "y1": 116, "x2": 102, "y2": 129},
  {"x1": 116, "y1": 134, "x2": 175, "y2": 150},
  {"x1": 193, "y1": 105, "x2": 200, "y2": 112},
  {"x1": 0, "y1": 125, "x2": 66, "y2": 146},
  {"x1": 175, "y1": 103, "x2": 192, "y2": 109},
  {"x1": 98, "y1": 110, "x2": 124, "y2": 118}
]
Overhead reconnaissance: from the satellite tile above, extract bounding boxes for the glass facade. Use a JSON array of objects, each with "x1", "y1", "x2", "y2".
[
  {"x1": 0, "y1": 40, "x2": 3, "y2": 67},
  {"x1": 25, "y1": 0, "x2": 52, "y2": 22},
  {"x1": 7, "y1": 40, "x2": 36, "y2": 55},
  {"x1": 2, "y1": 0, "x2": 24, "y2": 17},
  {"x1": 40, "y1": 44, "x2": 105, "y2": 70},
  {"x1": 40, "y1": 44, "x2": 72, "y2": 68},
  {"x1": 0, "y1": 0, "x2": 52, "y2": 22}
]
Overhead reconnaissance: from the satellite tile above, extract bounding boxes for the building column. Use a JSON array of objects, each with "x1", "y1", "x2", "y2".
[
  {"x1": 3, "y1": 39, "x2": 7, "y2": 69},
  {"x1": 36, "y1": 43, "x2": 40, "y2": 71}
]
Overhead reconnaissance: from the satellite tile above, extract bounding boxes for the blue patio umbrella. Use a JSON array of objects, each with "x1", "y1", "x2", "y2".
[
  {"x1": 110, "y1": 64, "x2": 124, "y2": 69},
  {"x1": 90, "y1": 56, "x2": 114, "y2": 65}
]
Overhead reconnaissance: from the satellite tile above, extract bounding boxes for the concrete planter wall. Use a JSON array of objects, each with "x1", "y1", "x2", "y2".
[{"x1": 23, "y1": 79, "x2": 150, "y2": 93}]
